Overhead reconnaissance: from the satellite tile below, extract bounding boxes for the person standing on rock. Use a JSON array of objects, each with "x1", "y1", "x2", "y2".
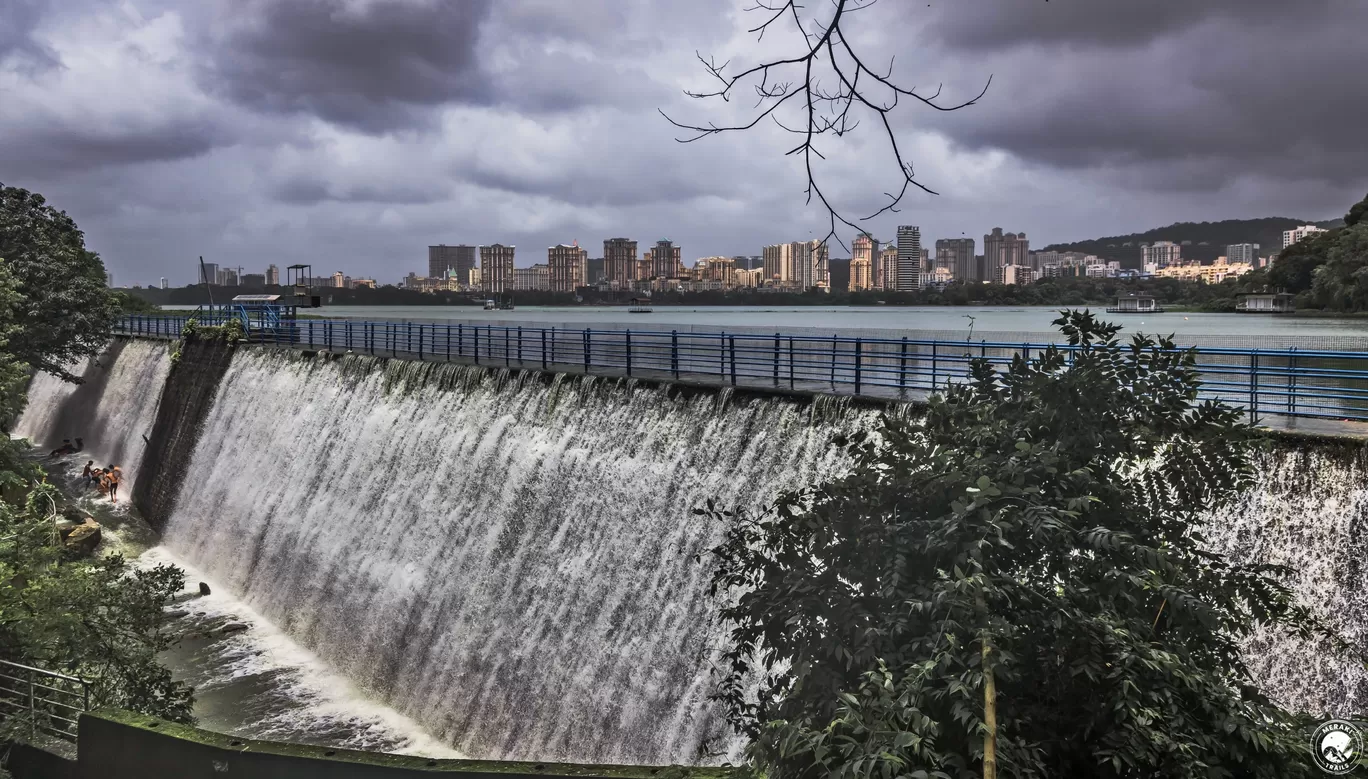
[
  {"x1": 107, "y1": 466, "x2": 122, "y2": 504},
  {"x1": 82, "y1": 460, "x2": 94, "y2": 485}
]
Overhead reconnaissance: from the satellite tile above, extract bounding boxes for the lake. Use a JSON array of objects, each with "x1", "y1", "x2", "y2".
[{"x1": 158, "y1": 305, "x2": 1368, "y2": 347}]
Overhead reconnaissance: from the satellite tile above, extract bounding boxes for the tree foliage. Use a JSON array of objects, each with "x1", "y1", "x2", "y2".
[
  {"x1": 700, "y1": 311, "x2": 1341, "y2": 778},
  {"x1": 0, "y1": 183, "x2": 120, "y2": 382}
]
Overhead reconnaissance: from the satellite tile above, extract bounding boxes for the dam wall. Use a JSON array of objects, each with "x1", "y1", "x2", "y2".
[{"x1": 16, "y1": 336, "x2": 1368, "y2": 764}]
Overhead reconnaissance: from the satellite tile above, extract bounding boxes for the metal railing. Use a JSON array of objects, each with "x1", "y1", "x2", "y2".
[
  {"x1": 116, "y1": 314, "x2": 1368, "y2": 426},
  {"x1": 0, "y1": 660, "x2": 91, "y2": 742}
]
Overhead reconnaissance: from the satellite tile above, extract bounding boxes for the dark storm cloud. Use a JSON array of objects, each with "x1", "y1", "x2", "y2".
[
  {"x1": 201, "y1": 0, "x2": 495, "y2": 133},
  {"x1": 924, "y1": 0, "x2": 1368, "y2": 188},
  {"x1": 928, "y1": 0, "x2": 1336, "y2": 50},
  {"x1": 0, "y1": 119, "x2": 229, "y2": 179},
  {"x1": 0, "y1": 0, "x2": 59, "y2": 70}
]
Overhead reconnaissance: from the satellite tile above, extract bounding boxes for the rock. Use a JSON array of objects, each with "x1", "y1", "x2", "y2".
[
  {"x1": 55, "y1": 520, "x2": 80, "y2": 539},
  {"x1": 198, "y1": 582, "x2": 211, "y2": 596},
  {"x1": 63, "y1": 521, "x2": 101, "y2": 557},
  {"x1": 218, "y1": 623, "x2": 248, "y2": 636},
  {"x1": 194, "y1": 611, "x2": 206, "y2": 617},
  {"x1": 165, "y1": 609, "x2": 189, "y2": 619}
]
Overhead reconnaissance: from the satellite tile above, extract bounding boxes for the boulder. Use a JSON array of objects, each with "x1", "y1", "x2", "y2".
[
  {"x1": 198, "y1": 582, "x2": 211, "y2": 596},
  {"x1": 63, "y1": 521, "x2": 101, "y2": 557},
  {"x1": 218, "y1": 623, "x2": 248, "y2": 636}
]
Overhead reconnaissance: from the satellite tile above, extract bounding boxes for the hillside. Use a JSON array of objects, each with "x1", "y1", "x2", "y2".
[{"x1": 1042, "y1": 216, "x2": 1344, "y2": 266}]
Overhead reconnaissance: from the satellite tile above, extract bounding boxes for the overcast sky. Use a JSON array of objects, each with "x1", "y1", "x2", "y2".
[{"x1": 3, "y1": 0, "x2": 1365, "y2": 286}]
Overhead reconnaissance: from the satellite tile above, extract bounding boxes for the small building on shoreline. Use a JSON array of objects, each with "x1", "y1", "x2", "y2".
[
  {"x1": 1237, "y1": 292, "x2": 1296, "y2": 313},
  {"x1": 1106, "y1": 294, "x2": 1163, "y2": 314}
]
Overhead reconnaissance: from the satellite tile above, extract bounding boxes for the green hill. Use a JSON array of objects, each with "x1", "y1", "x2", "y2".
[{"x1": 1042, "y1": 217, "x2": 1344, "y2": 267}]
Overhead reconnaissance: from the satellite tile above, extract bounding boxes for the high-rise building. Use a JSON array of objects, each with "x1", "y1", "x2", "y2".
[
  {"x1": 514, "y1": 264, "x2": 550, "y2": 291},
  {"x1": 1226, "y1": 243, "x2": 1260, "y2": 265},
  {"x1": 480, "y1": 244, "x2": 516, "y2": 293},
  {"x1": 1282, "y1": 225, "x2": 1326, "y2": 249},
  {"x1": 331, "y1": 271, "x2": 345, "y2": 288},
  {"x1": 936, "y1": 238, "x2": 976, "y2": 283},
  {"x1": 762, "y1": 243, "x2": 791, "y2": 283},
  {"x1": 242, "y1": 273, "x2": 266, "y2": 287},
  {"x1": 199, "y1": 262, "x2": 219, "y2": 285},
  {"x1": 159, "y1": 277, "x2": 168, "y2": 289},
  {"x1": 878, "y1": 247, "x2": 898, "y2": 290},
  {"x1": 895, "y1": 226, "x2": 922, "y2": 291},
  {"x1": 984, "y1": 228, "x2": 1029, "y2": 271},
  {"x1": 851, "y1": 234, "x2": 878, "y2": 291},
  {"x1": 429, "y1": 245, "x2": 477, "y2": 286},
  {"x1": 650, "y1": 240, "x2": 682, "y2": 279},
  {"x1": 1142, "y1": 241, "x2": 1182, "y2": 268},
  {"x1": 218, "y1": 268, "x2": 238, "y2": 286},
  {"x1": 602, "y1": 238, "x2": 638, "y2": 284},
  {"x1": 265, "y1": 264, "x2": 279, "y2": 286},
  {"x1": 996, "y1": 265, "x2": 1037, "y2": 286},
  {"x1": 548, "y1": 244, "x2": 588, "y2": 292},
  {"x1": 105, "y1": 272, "x2": 114, "y2": 287}
]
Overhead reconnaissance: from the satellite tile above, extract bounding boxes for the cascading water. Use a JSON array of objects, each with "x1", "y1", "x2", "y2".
[
  {"x1": 160, "y1": 348, "x2": 876, "y2": 764},
  {"x1": 1207, "y1": 444, "x2": 1368, "y2": 716},
  {"x1": 14, "y1": 338, "x2": 170, "y2": 496}
]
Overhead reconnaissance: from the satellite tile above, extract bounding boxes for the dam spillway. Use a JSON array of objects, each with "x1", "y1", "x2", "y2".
[{"x1": 15, "y1": 336, "x2": 1368, "y2": 763}]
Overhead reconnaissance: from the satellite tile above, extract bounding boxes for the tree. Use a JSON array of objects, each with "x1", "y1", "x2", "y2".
[
  {"x1": 0, "y1": 184, "x2": 120, "y2": 382},
  {"x1": 661, "y1": 0, "x2": 991, "y2": 247},
  {"x1": 1310, "y1": 222, "x2": 1368, "y2": 312},
  {"x1": 700, "y1": 311, "x2": 1340, "y2": 778},
  {"x1": 1345, "y1": 193, "x2": 1368, "y2": 228},
  {"x1": 1266, "y1": 229, "x2": 1338, "y2": 295}
]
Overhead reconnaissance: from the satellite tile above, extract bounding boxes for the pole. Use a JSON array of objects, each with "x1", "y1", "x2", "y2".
[{"x1": 979, "y1": 590, "x2": 997, "y2": 779}]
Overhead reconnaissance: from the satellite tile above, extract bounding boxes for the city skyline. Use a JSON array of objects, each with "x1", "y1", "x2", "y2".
[{"x1": 12, "y1": 2, "x2": 1362, "y2": 287}]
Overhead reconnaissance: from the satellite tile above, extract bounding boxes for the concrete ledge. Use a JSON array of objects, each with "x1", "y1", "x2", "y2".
[
  {"x1": 4, "y1": 740, "x2": 78, "y2": 779},
  {"x1": 78, "y1": 710, "x2": 747, "y2": 779}
]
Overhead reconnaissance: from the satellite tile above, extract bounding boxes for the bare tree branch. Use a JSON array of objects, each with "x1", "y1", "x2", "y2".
[{"x1": 659, "y1": 0, "x2": 991, "y2": 250}]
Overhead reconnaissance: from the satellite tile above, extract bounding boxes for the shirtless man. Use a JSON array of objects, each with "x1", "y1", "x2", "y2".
[{"x1": 108, "y1": 467, "x2": 122, "y2": 503}]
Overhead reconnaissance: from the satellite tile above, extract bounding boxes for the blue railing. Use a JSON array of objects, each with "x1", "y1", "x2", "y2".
[{"x1": 116, "y1": 314, "x2": 1368, "y2": 427}]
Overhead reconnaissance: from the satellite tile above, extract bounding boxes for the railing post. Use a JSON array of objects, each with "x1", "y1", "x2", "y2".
[
  {"x1": 773, "y1": 333, "x2": 780, "y2": 387},
  {"x1": 671, "y1": 330, "x2": 679, "y2": 378},
  {"x1": 729, "y1": 335, "x2": 737, "y2": 385},
  {"x1": 854, "y1": 338, "x2": 863, "y2": 395},
  {"x1": 830, "y1": 336, "x2": 838, "y2": 387},
  {"x1": 418, "y1": 324, "x2": 425, "y2": 360},
  {"x1": 1249, "y1": 350, "x2": 1260, "y2": 424},
  {"x1": 788, "y1": 337, "x2": 795, "y2": 389},
  {"x1": 458, "y1": 324, "x2": 464, "y2": 359},
  {"x1": 346, "y1": 320, "x2": 352, "y2": 351},
  {"x1": 474, "y1": 326, "x2": 480, "y2": 365},
  {"x1": 541, "y1": 328, "x2": 548, "y2": 370},
  {"x1": 719, "y1": 332, "x2": 726, "y2": 377},
  {"x1": 899, "y1": 337, "x2": 908, "y2": 394},
  {"x1": 446, "y1": 324, "x2": 451, "y2": 360},
  {"x1": 1287, "y1": 348, "x2": 1296, "y2": 417},
  {"x1": 517, "y1": 326, "x2": 523, "y2": 365},
  {"x1": 625, "y1": 329, "x2": 633, "y2": 376},
  {"x1": 505, "y1": 327, "x2": 511, "y2": 367},
  {"x1": 27, "y1": 673, "x2": 36, "y2": 741},
  {"x1": 931, "y1": 342, "x2": 938, "y2": 389},
  {"x1": 583, "y1": 329, "x2": 591, "y2": 373},
  {"x1": 407, "y1": 322, "x2": 413, "y2": 354}
]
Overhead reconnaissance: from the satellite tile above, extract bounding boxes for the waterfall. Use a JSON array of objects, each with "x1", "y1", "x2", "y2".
[
  {"x1": 1208, "y1": 443, "x2": 1368, "y2": 715},
  {"x1": 159, "y1": 348, "x2": 875, "y2": 764},
  {"x1": 14, "y1": 339, "x2": 170, "y2": 496}
]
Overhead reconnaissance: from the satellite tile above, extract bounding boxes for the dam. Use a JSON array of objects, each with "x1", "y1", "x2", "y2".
[{"x1": 14, "y1": 332, "x2": 1368, "y2": 764}]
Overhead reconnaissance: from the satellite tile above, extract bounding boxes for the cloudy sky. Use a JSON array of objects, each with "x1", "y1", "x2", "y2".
[{"x1": 3, "y1": 0, "x2": 1365, "y2": 286}]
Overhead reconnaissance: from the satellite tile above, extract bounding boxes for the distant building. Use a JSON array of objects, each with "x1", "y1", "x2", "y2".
[
  {"x1": 1237, "y1": 292, "x2": 1296, "y2": 313},
  {"x1": 586, "y1": 257, "x2": 605, "y2": 284},
  {"x1": 995, "y1": 264, "x2": 1036, "y2": 285},
  {"x1": 1142, "y1": 241, "x2": 1182, "y2": 268},
  {"x1": 199, "y1": 262, "x2": 219, "y2": 285},
  {"x1": 1226, "y1": 243, "x2": 1260, "y2": 265},
  {"x1": 603, "y1": 238, "x2": 638, "y2": 285},
  {"x1": 828, "y1": 258, "x2": 850, "y2": 292},
  {"x1": 762, "y1": 240, "x2": 828, "y2": 290},
  {"x1": 480, "y1": 244, "x2": 516, "y2": 293},
  {"x1": 850, "y1": 234, "x2": 878, "y2": 291},
  {"x1": 936, "y1": 238, "x2": 976, "y2": 283},
  {"x1": 241, "y1": 273, "x2": 266, "y2": 287},
  {"x1": 1283, "y1": 225, "x2": 1327, "y2": 249},
  {"x1": 548, "y1": 244, "x2": 588, "y2": 292},
  {"x1": 429, "y1": 245, "x2": 477, "y2": 286},
  {"x1": 878, "y1": 247, "x2": 898, "y2": 290},
  {"x1": 650, "y1": 240, "x2": 682, "y2": 279},
  {"x1": 1154, "y1": 258, "x2": 1252, "y2": 284},
  {"x1": 984, "y1": 228, "x2": 1029, "y2": 271},
  {"x1": 265, "y1": 264, "x2": 279, "y2": 286},
  {"x1": 159, "y1": 277, "x2": 168, "y2": 289},
  {"x1": 105, "y1": 272, "x2": 114, "y2": 287},
  {"x1": 218, "y1": 268, "x2": 238, "y2": 286},
  {"x1": 513, "y1": 264, "x2": 550, "y2": 292},
  {"x1": 895, "y1": 226, "x2": 921, "y2": 291}
]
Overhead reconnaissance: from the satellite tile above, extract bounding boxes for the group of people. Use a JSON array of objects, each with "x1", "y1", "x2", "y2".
[{"x1": 82, "y1": 461, "x2": 123, "y2": 503}]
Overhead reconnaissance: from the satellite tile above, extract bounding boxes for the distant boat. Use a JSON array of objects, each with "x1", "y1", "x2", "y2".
[{"x1": 483, "y1": 299, "x2": 496, "y2": 310}]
